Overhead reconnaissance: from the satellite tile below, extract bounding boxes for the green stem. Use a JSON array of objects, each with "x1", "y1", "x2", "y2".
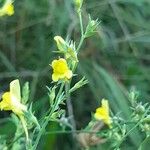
[
  {"x1": 65, "y1": 83, "x2": 76, "y2": 137},
  {"x1": 19, "y1": 115, "x2": 29, "y2": 142},
  {"x1": 78, "y1": 11, "x2": 84, "y2": 37},
  {"x1": 77, "y1": 35, "x2": 84, "y2": 52},
  {"x1": 63, "y1": 11, "x2": 86, "y2": 138},
  {"x1": 33, "y1": 83, "x2": 64, "y2": 150},
  {"x1": 45, "y1": 129, "x2": 107, "y2": 135},
  {"x1": 77, "y1": 11, "x2": 85, "y2": 52},
  {"x1": 33, "y1": 6, "x2": 85, "y2": 150},
  {"x1": 115, "y1": 106, "x2": 150, "y2": 148},
  {"x1": 63, "y1": 10, "x2": 85, "y2": 138}
]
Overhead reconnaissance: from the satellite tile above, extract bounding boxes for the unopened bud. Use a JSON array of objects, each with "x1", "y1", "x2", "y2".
[
  {"x1": 142, "y1": 124, "x2": 150, "y2": 132},
  {"x1": 69, "y1": 77, "x2": 88, "y2": 93},
  {"x1": 74, "y1": 0, "x2": 83, "y2": 11},
  {"x1": 85, "y1": 17, "x2": 100, "y2": 38},
  {"x1": 135, "y1": 104, "x2": 145, "y2": 114},
  {"x1": 114, "y1": 133, "x2": 122, "y2": 142},
  {"x1": 143, "y1": 115, "x2": 150, "y2": 123},
  {"x1": 54, "y1": 36, "x2": 66, "y2": 52},
  {"x1": 48, "y1": 86, "x2": 56, "y2": 106}
]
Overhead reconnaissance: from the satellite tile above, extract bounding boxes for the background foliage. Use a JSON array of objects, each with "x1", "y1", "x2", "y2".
[{"x1": 0, "y1": 0, "x2": 150, "y2": 149}]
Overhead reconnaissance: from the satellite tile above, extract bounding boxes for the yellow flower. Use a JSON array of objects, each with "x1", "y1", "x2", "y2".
[
  {"x1": 0, "y1": 0, "x2": 14, "y2": 17},
  {"x1": 0, "y1": 79, "x2": 29, "y2": 141},
  {"x1": 0, "y1": 79, "x2": 27, "y2": 116},
  {"x1": 94, "y1": 99, "x2": 112, "y2": 127},
  {"x1": 51, "y1": 58, "x2": 72, "y2": 82}
]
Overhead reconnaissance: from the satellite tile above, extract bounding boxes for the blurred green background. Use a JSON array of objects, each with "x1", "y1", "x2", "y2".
[{"x1": 0, "y1": 0, "x2": 150, "y2": 149}]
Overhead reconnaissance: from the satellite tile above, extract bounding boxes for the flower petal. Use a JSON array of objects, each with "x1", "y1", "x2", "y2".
[
  {"x1": 94, "y1": 99, "x2": 111, "y2": 127},
  {"x1": 0, "y1": 92, "x2": 12, "y2": 110},
  {"x1": 65, "y1": 70, "x2": 72, "y2": 79},
  {"x1": 102, "y1": 99, "x2": 109, "y2": 113},
  {"x1": 52, "y1": 73, "x2": 59, "y2": 82},
  {"x1": 52, "y1": 60, "x2": 58, "y2": 68},
  {"x1": 10, "y1": 79, "x2": 21, "y2": 102}
]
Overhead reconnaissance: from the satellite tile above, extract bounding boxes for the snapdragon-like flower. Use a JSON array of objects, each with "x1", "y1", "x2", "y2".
[
  {"x1": 51, "y1": 58, "x2": 72, "y2": 82},
  {"x1": 0, "y1": 79, "x2": 27, "y2": 115},
  {"x1": 0, "y1": 0, "x2": 14, "y2": 17},
  {"x1": 94, "y1": 99, "x2": 112, "y2": 127},
  {"x1": 0, "y1": 79, "x2": 29, "y2": 141}
]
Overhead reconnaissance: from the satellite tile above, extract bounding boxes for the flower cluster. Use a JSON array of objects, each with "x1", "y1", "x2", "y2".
[
  {"x1": 2, "y1": 0, "x2": 149, "y2": 149},
  {"x1": 51, "y1": 36, "x2": 78, "y2": 82}
]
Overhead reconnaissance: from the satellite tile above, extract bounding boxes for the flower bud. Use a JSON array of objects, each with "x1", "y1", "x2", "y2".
[
  {"x1": 142, "y1": 124, "x2": 150, "y2": 132},
  {"x1": 48, "y1": 86, "x2": 56, "y2": 105},
  {"x1": 135, "y1": 104, "x2": 145, "y2": 114},
  {"x1": 85, "y1": 16, "x2": 100, "y2": 38},
  {"x1": 69, "y1": 77, "x2": 88, "y2": 93},
  {"x1": 54, "y1": 36, "x2": 66, "y2": 52},
  {"x1": 143, "y1": 115, "x2": 150, "y2": 123},
  {"x1": 74, "y1": 0, "x2": 83, "y2": 11},
  {"x1": 114, "y1": 133, "x2": 122, "y2": 142},
  {"x1": 65, "y1": 41, "x2": 78, "y2": 62},
  {"x1": 54, "y1": 36, "x2": 78, "y2": 62}
]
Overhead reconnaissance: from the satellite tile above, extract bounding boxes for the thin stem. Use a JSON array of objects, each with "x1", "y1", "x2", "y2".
[
  {"x1": 19, "y1": 115, "x2": 29, "y2": 142},
  {"x1": 78, "y1": 10, "x2": 84, "y2": 37},
  {"x1": 115, "y1": 106, "x2": 150, "y2": 148},
  {"x1": 45, "y1": 129, "x2": 106, "y2": 135},
  {"x1": 33, "y1": 83, "x2": 64, "y2": 150},
  {"x1": 65, "y1": 83, "x2": 76, "y2": 137},
  {"x1": 77, "y1": 35, "x2": 84, "y2": 52},
  {"x1": 33, "y1": 6, "x2": 85, "y2": 150},
  {"x1": 77, "y1": 10, "x2": 85, "y2": 52}
]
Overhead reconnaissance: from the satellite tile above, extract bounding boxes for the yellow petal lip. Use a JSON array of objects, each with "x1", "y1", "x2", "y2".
[
  {"x1": 52, "y1": 73, "x2": 59, "y2": 82},
  {"x1": 94, "y1": 99, "x2": 112, "y2": 127},
  {"x1": 51, "y1": 58, "x2": 72, "y2": 82},
  {"x1": 0, "y1": 92, "x2": 12, "y2": 111},
  {"x1": 0, "y1": 0, "x2": 14, "y2": 17},
  {"x1": 5, "y1": 3, "x2": 14, "y2": 15},
  {"x1": 52, "y1": 60, "x2": 58, "y2": 68}
]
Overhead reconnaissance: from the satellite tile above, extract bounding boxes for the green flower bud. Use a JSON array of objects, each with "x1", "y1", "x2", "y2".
[
  {"x1": 74, "y1": 0, "x2": 83, "y2": 11},
  {"x1": 142, "y1": 124, "x2": 150, "y2": 132},
  {"x1": 54, "y1": 36, "x2": 67, "y2": 52},
  {"x1": 65, "y1": 41, "x2": 78, "y2": 62},
  {"x1": 69, "y1": 77, "x2": 88, "y2": 93},
  {"x1": 85, "y1": 16, "x2": 100, "y2": 38},
  {"x1": 54, "y1": 36, "x2": 78, "y2": 62},
  {"x1": 143, "y1": 115, "x2": 150, "y2": 123},
  {"x1": 48, "y1": 86, "x2": 56, "y2": 106},
  {"x1": 135, "y1": 104, "x2": 145, "y2": 114},
  {"x1": 114, "y1": 133, "x2": 122, "y2": 142}
]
